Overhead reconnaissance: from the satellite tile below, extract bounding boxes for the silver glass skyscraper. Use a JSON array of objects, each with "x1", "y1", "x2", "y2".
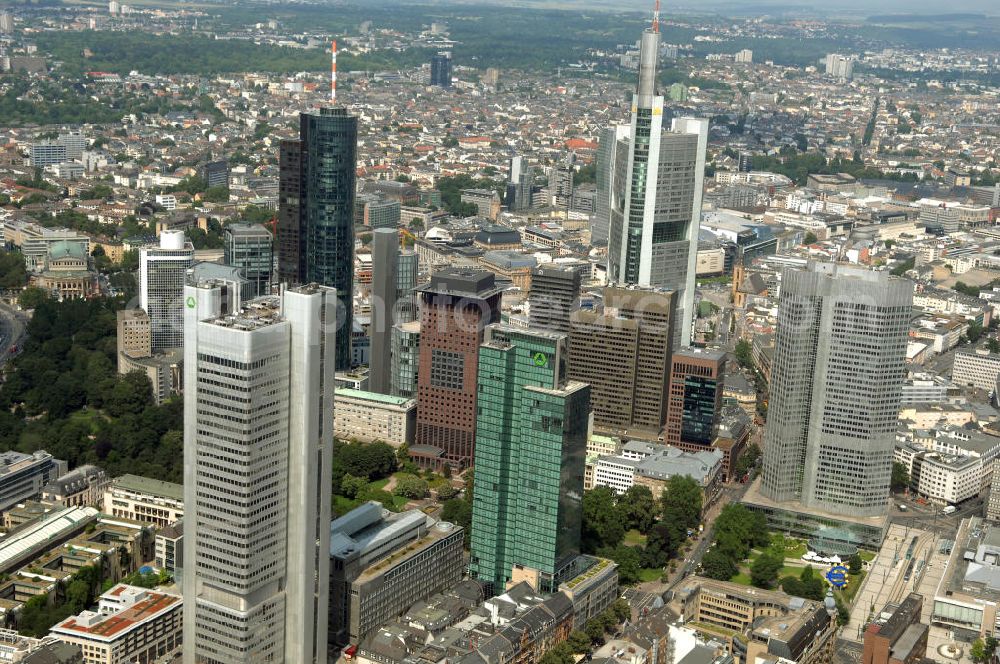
[
  {"x1": 139, "y1": 230, "x2": 194, "y2": 352},
  {"x1": 760, "y1": 262, "x2": 912, "y2": 517},
  {"x1": 604, "y1": 24, "x2": 708, "y2": 347},
  {"x1": 182, "y1": 282, "x2": 335, "y2": 664}
]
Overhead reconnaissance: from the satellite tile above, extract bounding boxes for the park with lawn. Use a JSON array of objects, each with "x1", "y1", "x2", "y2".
[{"x1": 701, "y1": 505, "x2": 867, "y2": 622}]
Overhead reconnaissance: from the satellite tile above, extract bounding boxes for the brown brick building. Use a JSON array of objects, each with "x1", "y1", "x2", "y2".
[{"x1": 411, "y1": 269, "x2": 502, "y2": 470}]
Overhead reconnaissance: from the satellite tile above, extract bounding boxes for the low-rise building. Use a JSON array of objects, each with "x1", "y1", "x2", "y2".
[
  {"x1": 334, "y1": 389, "x2": 416, "y2": 446},
  {"x1": 590, "y1": 443, "x2": 723, "y2": 505},
  {"x1": 102, "y1": 475, "x2": 183, "y2": 528},
  {"x1": 50, "y1": 585, "x2": 182, "y2": 664},
  {"x1": 670, "y1": 576, "x2": 837, "y2": 664},
  {"x1": 0, "y1": 451, "x2": 67, "y2": 514},
  {"x1": 329, "y1": 502, "x2": 465, "y2": 648},
  {"x1": 862, "y1": 594, "x2": 928, "y2": 664},
  {"x1": 154, "y1": 521, "x2": 182, "y2": 577},
  {"x1": 953, "y1": 349, "x2": 1000, "y2": 391},
  {"x1": 932, "y1": 517, "x2": 1000, "y2": 639},
  {"x1": 0, "y1": 628, "x2": 81, "y2": 663},
  {"x1": 40, "y1": 466, "x2": 108, "y2": 509}
]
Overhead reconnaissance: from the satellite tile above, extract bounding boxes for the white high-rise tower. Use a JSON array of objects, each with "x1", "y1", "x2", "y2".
[
  {"x1": 139, "y1": 230, "x2": 194, "y2": 351},
  {"x1": 182, "y1": 282, "x2": 336, "y2": 664},
  {"x1": 604, "y1": 12, "x2": 709, "y2": 347}
]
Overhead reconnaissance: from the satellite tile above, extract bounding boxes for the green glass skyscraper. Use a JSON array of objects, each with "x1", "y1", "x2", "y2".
[
  {"x1": 278, "y1": 107, "x2": 358, "y2": 370},
  {"x1": 469, "y1": 325, "x2": 590, "y2": 595}
]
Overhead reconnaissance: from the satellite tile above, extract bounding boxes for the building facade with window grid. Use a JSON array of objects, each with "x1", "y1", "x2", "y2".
[
  {"x1": 182, "y1": 282, "x2": 335, "y2": 664},
  {"x1": 760, "y1": 262, "x2": 912, "y2": 517},
  {"x1": 470, "y1": 325, "x2": 590, "y2": 595}
]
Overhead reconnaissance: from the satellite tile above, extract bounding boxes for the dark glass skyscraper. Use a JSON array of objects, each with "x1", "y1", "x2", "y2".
[
  {"x1": 278, "y1": 108, "x2": 358, "y2": 370},
  {"x1": 430, "y1": 52, "x2": 452, "y2": 88}
]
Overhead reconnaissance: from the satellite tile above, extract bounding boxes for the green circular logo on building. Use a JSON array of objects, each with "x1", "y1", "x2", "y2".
[
  {"x1": 533, "y1": 352, "x2": 548, "y2": 367},
  {"x1": 186, "y1": 296, "x2": 196, "y2": 309}
]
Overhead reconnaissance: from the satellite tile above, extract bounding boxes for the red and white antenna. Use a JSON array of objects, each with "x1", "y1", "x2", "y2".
[
  {"x1": 652, "y1": 0, "x2": 660, "y2": 33},
  {"x1": 331, "y1": 39, "x2": 337, "y2": 103}
]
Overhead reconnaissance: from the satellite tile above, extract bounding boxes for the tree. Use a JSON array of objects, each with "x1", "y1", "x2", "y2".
[
  {"x1": 340, "y1": 474, "x2": 369, "y2": 499},
  {"x1": 796, "y1": 565, "x2": 826, "y2": 600},
  {"x1": 394, "y1": 474, "x2": 429, "y2": 499},
  {"x1": 971, "y1": 639, "x2": 987, "y2": 664},
  {"x1": 967, "y1": 322, "x2": 985, "y2": 344},
  {"x1": 202, "y1": 186, "x2": 230, "y2": 203},
  {"x1": 661, "y1": 475, "x2": 702, "y2": 533},
  {"x1": 17, "y1": 286, "x2": 49, "y2": 310},
  {"x1": 0, "y1": 251, "x2": 27, "y2": 289},
  {"x1": 598, "y1": 544, "x2": 642, "y2": 585},
  {"x1": 641, "y1": 521, "x2": 680, "y2": 569},
  {"x1": 618, "y1": 485, "x2": 657, "y2": 533},
  {"x1": 803, "y1": 231, "x2": 818, "y2": 245},
  {"x1": 582, "y1": 486, "x2": 625, "y2": 553},
  {"x1": 539, "y1": 643, "x2": 574, "y2": 664},
  {"x1": 750, "y1": 548, "x2": 784, "y2": 588},
  {"x1": 701, "y1": 548, "x2": 738, "y2": 580},
  {"x1": 734, "y1": 339, "x2": 753, "y2": 370},
  {"x1": 848, "y1": 553, "x2": 863, "y2": 575},
  {"x1": 442, "y1": 498, "x2": 472, "y2": 547},
  {"x1": 437, "y1": 485, "x2": 459, "y2": 501},
  {"x1": 733, "y1": 443, "x2": 761, "y2": 479},
  {"x1": 891, "y1": 462, "x2": 910, "y2": 492},
  {"x1": 567, "y1": 630, "x2": 592, "y2": 654},
  {"x1": 584, "y1": 618, "x2": 606, "y2": 645},
  {"x1": 987, "y1": 338, "x2": 1000, "y2": 354}
]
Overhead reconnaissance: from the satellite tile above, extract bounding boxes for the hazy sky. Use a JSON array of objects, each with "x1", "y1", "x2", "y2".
[{"x1": 616, "y1": 0, "x2": 999, "y2": 16}]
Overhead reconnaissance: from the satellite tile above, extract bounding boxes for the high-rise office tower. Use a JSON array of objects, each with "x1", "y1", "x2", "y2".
[
  {"x1": 278, "y1": 107, "x2": 358, "y2": 370},
  {"x1": 139, "y1": 230, "x2": 194, "y2": 352},
  {"x1": 396, "y1": 249, "x2": 419, "y2": 324},
  {"x1": 370, "y1": 228, "x2": 398, "y2": 395},
  {"x1": 224, "y1": 222, "x2": 273, "y2": 298},
  {"x1": 391, "y1": 320, "x2": 420, "y2": 399},
  {"x1": 664, "y1": 347, "x2": 726, "y2": 449},
  {"x1": 760, "y1": 262, "x2": 912, "y2": 517},
  {"x1": 470, "y1": 325, "x2": 589, "y2": 595},
  {"x1": 593, "y1": 126, "x2": 627, "y2": 246},
  {"x1": 430, "y1": 52, "x2": 453, "y2": 88},
  {"x1": 506, "y1": 155, "x2": 534, "y2": 212},
  {"x1": 568, "y1": 286, "x2": 673, "y2": 434},
  {"x1": 411, "y1": 269, "x2": 502, "y2": 470},
  {"x1": 528, "y1": 264, "x2": 581, "y2": 335},
  {"x1": 182, "y1": 282, "x2": 335, "y2": 664},
  {"x1": 604, "y1": 18, "x2": 708, "y2": 348},
  {"x1": 547, "y1": 156, "x2": 574, "y2": 210}
]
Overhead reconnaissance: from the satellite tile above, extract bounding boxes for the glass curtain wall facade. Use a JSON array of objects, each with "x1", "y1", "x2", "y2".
[{"x1": 470, "y1": 326, "x2": 590, "y2": 595}]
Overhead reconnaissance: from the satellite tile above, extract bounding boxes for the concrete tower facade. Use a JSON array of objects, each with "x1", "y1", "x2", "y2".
[
  {"x1": 760, "y1": 262, "x2": 912, "y2": 517},
  {"x1": 370, "y1": 228, "x2": 398, "y2": 394},
  {"x1": 182, "y1": 282, "x2": 335, "y2": 664}
]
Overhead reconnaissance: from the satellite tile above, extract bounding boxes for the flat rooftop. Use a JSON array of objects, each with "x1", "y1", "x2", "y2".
[
  {"x1": 52, "y1": 586, "x2": 180, "y2": 642},
  {"x1": 111, "y1": 474, "x2": 183, "y2": 502}
]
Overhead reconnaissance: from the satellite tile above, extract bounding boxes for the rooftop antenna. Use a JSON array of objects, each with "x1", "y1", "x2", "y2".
[
  {"x1": 331, "y1": 39, "x2": 337, "y2": 103},
  {"x1": 652, "y1": 0, "x2": 660, "y2": 33}
]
